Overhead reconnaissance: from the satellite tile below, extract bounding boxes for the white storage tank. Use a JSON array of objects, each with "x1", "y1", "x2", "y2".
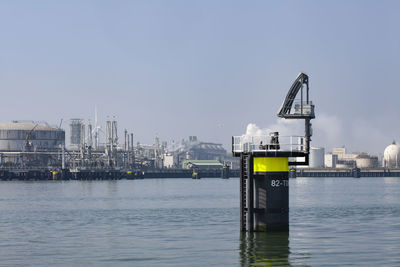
[
  {"x1": 0, "y1": 121, "x2": 65, "y2": 151},
  {"x1": 356, "y1": 154, "x2": 378, "y2": 168},
  {"x1": 309, "y1": 147, "x2": 325, "y2": 168},
  {"x1": 383, "y1": 141, "x2": 400, "y2": 168}
]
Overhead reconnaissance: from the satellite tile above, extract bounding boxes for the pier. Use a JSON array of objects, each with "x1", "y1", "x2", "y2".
[
  {"x1": 293, "y1": 168, "x2": 400, "y2": 178},
  {"x1": 0, "y1": 167, "x2": 240, "y2": 181},
  {"x1": 2, "y1": 166, "x2": 400, "y2": 181}
]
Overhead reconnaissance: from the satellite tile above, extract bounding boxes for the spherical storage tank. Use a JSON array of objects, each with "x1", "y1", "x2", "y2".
[
  {"x1": 0, "y1": 122, "x2": 65, "y2": 151},
  {"x1": 383, "y1": 141, "x2": 400, "y2": 168},
  {"x1": 309, "y1": 147, "x2": 325, "y2": 168}
]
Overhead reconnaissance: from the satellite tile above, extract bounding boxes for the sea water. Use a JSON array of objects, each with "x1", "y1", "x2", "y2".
[{"x1": 0, "y1": 177, "x2": 399, "y2": 266}]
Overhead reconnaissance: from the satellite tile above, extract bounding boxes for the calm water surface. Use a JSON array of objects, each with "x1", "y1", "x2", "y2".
[{"x1": 0, "y1": 178, "x2": 399, "y2": 266}]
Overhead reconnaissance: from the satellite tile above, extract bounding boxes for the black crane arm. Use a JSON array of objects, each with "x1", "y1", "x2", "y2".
[
  {"x1": 277, "y1": 72, "x2": 310, "y2": 118},
  {"x1": 276, "y1": 72, "x2": 315, "y2": 165}
]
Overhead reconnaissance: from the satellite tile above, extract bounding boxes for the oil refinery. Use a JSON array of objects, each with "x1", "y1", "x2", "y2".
[
  {"x1": 0, "y1": 116, "x2": 400, "y2": 180},
  {"x1": 1, "y1": 113, "x2": 400, "y2": 180},
  {"x1": 0, "y1": 118, "x2": 235, "y2": 180}
]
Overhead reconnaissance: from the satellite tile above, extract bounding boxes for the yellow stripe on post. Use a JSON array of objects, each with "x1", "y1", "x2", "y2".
[{"x1": 253, "y1": 157, "x2": 289, "y2": 173}]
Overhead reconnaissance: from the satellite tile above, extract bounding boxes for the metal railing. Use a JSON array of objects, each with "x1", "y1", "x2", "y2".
[
  {"x1": 232, "y1": 135, "x2": 306, "y2": 153},
  {"x1": 293, "y1": 101, "x2": 314, "y2": 116}
]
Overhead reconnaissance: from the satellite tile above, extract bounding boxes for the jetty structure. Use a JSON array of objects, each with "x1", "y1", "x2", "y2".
[{"x1": 232, "y1": 72, "x2": 315, "y2": 231}]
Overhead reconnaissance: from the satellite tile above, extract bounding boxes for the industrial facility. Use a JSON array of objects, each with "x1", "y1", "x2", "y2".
[
  {"x1": 168, "y1": 136, "x2": 228, "y2": 168},
  {"x1": 0, "y1": 121, "x2": 64, "y2": 167},
  {"x1": 1, "y1": 113, "x2": 399, "y2": 181},
  {"x1": 322, "y1": 147, "x2": 379, "y2": 169},
  {"x1": 0, "y1": 117, "x2": 235, "y2": 179}
]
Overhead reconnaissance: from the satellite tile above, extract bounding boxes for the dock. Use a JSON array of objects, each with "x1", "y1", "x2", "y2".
[
  {"x1": 2, "y1": 167, "x2": 400, "y2": 181},
  {"x1": 0, "y1": 168, "x2": 240, "y2": 181},
  {"x1": 293, "y1": 168, "x2": 400, "y2": 178}
]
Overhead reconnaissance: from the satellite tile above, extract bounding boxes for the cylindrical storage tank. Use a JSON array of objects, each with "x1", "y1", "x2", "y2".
[
  {"x1": 69, "y1": 119, "x2": 83, "y2": 147},
  {"x1": 309, "y1": 147, "x2": 325, "y2": 168},
  {"x1": 0, "y1": 122, "x2": 65, "y2": 151},
  {"x1": 336, "y1": 163, "x2": 351, "y2": 169},
  {"x1": 356, "y1": 155, "x2": 378, "y2": 168}
]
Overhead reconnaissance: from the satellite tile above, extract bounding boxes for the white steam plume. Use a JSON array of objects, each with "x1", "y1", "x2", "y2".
[
  {"x1": 312, "y1": 113, "x2": 344, "y2": 150},
  {"x1": 244, "y1": 118, "x2": 303, "y2": 137},
  {"x1": 244, "y1": 113, "x2": 343, "y2": 152},
  {"x1": 244, "y1": 113, "x2": 391, "y2": 155}
]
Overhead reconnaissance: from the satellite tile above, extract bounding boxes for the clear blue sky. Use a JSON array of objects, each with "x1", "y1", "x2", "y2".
[{"x1": 1, "y1": 0, "x2": 399, "y2": 154}]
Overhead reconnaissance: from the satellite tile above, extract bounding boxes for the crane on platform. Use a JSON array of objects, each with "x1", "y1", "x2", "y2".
[
  {"x1": 232, "y1": 72, "x2": 317, "y2": 233},
  {"x1": 277, "y1": 72, "x2": 315, "y2": 164}
]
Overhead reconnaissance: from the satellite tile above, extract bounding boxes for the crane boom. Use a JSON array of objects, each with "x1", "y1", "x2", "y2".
[
  {"x1": 25, "y1": 124, "x2": 39, "y2": 149},
  {"x1": 277, "y1": 73, "x2": 315, "y2": 164},
  {"x1": 277, "y1": 72, "x2": 314, "y2": 119}
]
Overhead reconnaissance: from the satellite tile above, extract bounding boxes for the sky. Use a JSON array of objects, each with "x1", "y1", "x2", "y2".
[{"x1": 0, "y1": 0, "x2": 399, "y2": 156}]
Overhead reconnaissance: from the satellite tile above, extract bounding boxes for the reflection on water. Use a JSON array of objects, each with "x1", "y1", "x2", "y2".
[
  {"x1": 106, "y1": 180, "x2": 118, "y2": 195},
  {"x1": 240, "y1": 231, "x2": 291, "y2": 266}
]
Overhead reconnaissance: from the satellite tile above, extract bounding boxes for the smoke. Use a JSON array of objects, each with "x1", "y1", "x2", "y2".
[
  {"x1": 349, "y1": 119, "x2": 389, "y2": 154},
  {"x1": 313, "y1": 114, "x2": 388, "y2": 154},
  {"x1": 243, "y1": 112, "x2": 394, "y2": 155},
  {"x1": 244, "y1": 119, "x2": 303, "y2": 137},
  {"x1": 243, "y1": 113, "x2": 354, "y2": 152},
  {"x1": 312, "y1": 113, "x2": 344, "y2": 150},
  {"x1": 244, "y1": 113, "x2": 390, "y2": 155},
  {"x1": 244, "y1": 114, "x2": 343, "y2": 151}
]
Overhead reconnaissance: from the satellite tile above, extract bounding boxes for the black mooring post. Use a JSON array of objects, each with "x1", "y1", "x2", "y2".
[
  {"x1": 239, "y1": 155, "x2": 289, "y2": 232},
  {"x1": 253, "y1": 169, "x2": 289, "y2": 231}
]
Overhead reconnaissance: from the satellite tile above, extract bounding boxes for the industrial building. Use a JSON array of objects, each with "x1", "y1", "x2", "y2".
[
  {"x1": 65, "y1": 117, "x2": 136, "y2": 170},
  {"x1": 324, "y1": 147, "x2": 378, "y2": 169},
  {"x1": 325, "y1": 153, "x2": 338, "y2": 168},
  {"x1": 69, "y1": 119, "x2": 83, "y2": 150},
  {"x1": 0, "y1": 121, "x2": 64, "y2": 151},
  {"x1": 170, "y1": 136, "x2": 228, "y2": 168},
  {"x1": 0, "y1": 121, "x2": 65, "y2": 166},
  {"x1": 134, "y1": 137, "x2": 165, "y2": 169}
]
